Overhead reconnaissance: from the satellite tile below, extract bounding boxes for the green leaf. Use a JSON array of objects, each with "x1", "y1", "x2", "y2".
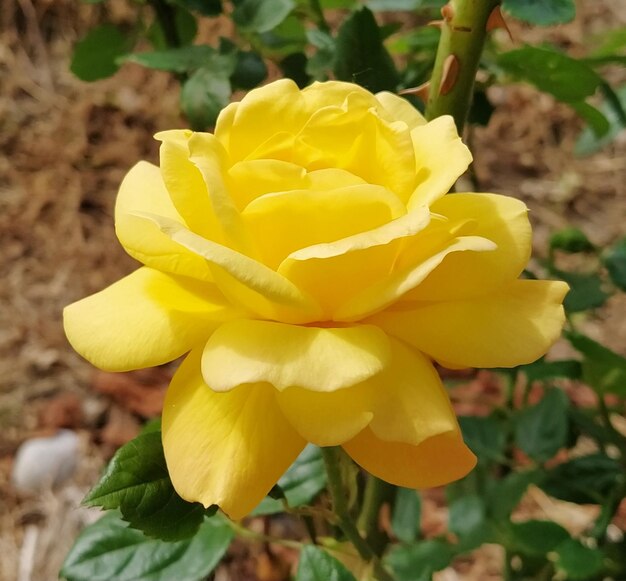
[
  {"x1": 459, "y1": 415, "x2": 506, "y2": 463},
  {"x1": 508, "y1": 520, "x2": 570, "y2": 556},
  {"x1": 490, "y1": 470, "x2": 540, "y2": 520},
  {"x1": 84, "y1": 431, "x2": 209, "y2": 541},
  {"x1": 231, "y1": 50, "x2": 267, "y2": 89},
  {"x1": 514, "y1": 388, "x2": 569, "y2": 463},
  {"x1": 550, "y1": 227, "x2": 595, "y2": 253},
  {"x1": 520, "y1": 358, "x2": 582, "y2": 383},
  {"x1": 233, "y1": 0, "x2": 295, "y2": 33},
  {"x1": 177, "y1": 0, "x2": 222, "y2": 16},
  {"x1": 122, "y1": 45, "x2": 234, "y2": 74},
  {"x1": 386, "y1": 540, "x2": 456, "y2": 581},
  {"x1": 498, "y1": 46, "x2": 603, "y2": 103},
  {"x1": 181, "y1": 67, "x2": 231, "y2": 130},
  {"x1": 553, "y1": 268, "x2": 609, "y2": 313},
  {"x1": 366, "y1": 0, "x2": 422, "y2": 10},
  {"x1": 502, "y1": 0, "x2": 575, "y2": 26},
  {"x1": 253, "y1": 445, "x2": 327, "y2": 516},
  {"x1": 575, "y1": 85, "x2": 626, "y2": 156},
  {"x1": 604, "y1": 237, "x2": 626, "y2": 291},
  {"x1": 566, "y1": 331, "x2": 626, "y2": 397},
  {"x1": 71, "y1": 24, "x2": 131, "y2": 82},
  {"x1": 448, "y1": 495, "x2": 493, "y2": 551},
  {"x1": 258, "y1": 15, "x2": 307, "y2": 57},
  {"x1": 553, "y1": 538, "x2": 605, "y2": 580},
  {"x1": 448, "y1": 495, "x2": 485, "y2": 538},
  {"x1": 391, "y1": 488, "x2": 421, "y2": 543},
  {"x1": 61, "y1": 512, "x2": 233, "y2": 581},
  {"x1": 296, "y1": 545, "x2": 357, "y2": 581},
  {"x1": 540, "y1": 453, "x2": 622, "y2": 504},
  {"x1": 334, "y1": 7, "x2": 400, "y2": 93}
]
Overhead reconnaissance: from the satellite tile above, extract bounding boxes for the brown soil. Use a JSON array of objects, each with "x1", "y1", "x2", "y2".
[{"x1": 0, "y1": 1, "x2": 625, "y2": 580}]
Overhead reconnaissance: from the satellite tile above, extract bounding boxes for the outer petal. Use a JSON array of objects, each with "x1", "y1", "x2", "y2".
[
  {"x1": 275, "y1": 338, "x2": 454, "y2": 447},
  {"x1": 403, "y1": 193, "x2": 532, "y2": 301},
  {"x1": 371, "y1": 279, "x2": 569, "y2": 368},
  {"x1": 163, "y1": 350, "x2": 305, "y2": 520},
  {"x1": 135, "y1": 213, "x2": 322, "y2": 323},
  {"x1": 63, "y1": 267, "x2": 238, "y2": 371},
  {"x1": 365, "y1": 339, "x2": 457, "y2": 446},
  {"x1": 343, "y1": 428, "x2": 476, "y2": 489},
  {"x1": 277, "y1": 386, "x2": 374, "y2": 447},
  {"x1": 202, "y1": 320, "x2": 391, "y2": 392},
  {"x1": 407, "y1": 116, "x2": 473, "y2": 208},
  {"x1": 115, "y1": 161, "x2": 213, "y2": 281}
]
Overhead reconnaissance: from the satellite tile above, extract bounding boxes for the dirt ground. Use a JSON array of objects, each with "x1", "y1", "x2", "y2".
[{"x1": 0, "y1": 1, "x2": 625, "y2": 580}]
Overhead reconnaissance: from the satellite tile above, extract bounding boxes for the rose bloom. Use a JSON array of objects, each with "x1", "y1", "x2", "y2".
[{"x1": 65, "y1": 80, "x2": 567, "y2": 519}]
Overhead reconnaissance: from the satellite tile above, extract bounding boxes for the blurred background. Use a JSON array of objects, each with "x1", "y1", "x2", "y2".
[{"x1": 1, "y1": 1, "x2": 625, "y2": 580}]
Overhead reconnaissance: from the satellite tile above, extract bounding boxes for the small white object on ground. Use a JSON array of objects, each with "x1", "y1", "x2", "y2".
[{"x1": 11, "y1": 430, "x2": 80, "y2": 494}]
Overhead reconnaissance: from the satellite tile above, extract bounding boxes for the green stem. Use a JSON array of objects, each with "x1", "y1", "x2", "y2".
[
  {"x1": 309, "y1": 0, "x2": 330, "y2": 32},
  {"x1": 147, "y1": 0, "x2": 182, "y2": 49},
  {"x1": 426, "y1": 0, "x2": 500, "y2": 132},
  {"x1": 321, "y1": 447, "x2": 395, "y2": 581},
  {"x1": 598, "y1": 395, "x2": 626, "y2": 463},
  {"x1": 357, "y1": 476, "x2": 396, "y2": 556}
]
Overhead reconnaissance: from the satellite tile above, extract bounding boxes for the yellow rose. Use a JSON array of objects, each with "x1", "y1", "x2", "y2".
[{"x1": 64, "y1": 80, "x2": 568, "y2": 519}]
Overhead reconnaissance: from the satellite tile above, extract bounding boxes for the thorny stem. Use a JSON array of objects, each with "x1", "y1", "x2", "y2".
[
  {"x1": 321, "y1": 447, "x2": 395, "y2": 581},
  {"x1": 426, "y1": 0, "x2": 501, "y2": 132}
]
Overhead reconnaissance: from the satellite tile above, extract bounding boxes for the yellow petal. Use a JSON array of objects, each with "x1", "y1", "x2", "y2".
[
  {"x1": 343, "y1": 428, "x2": 476, "y2": 489},
  {"x1": 372, "y1": 279, "x2": 569, "y2": 368},
  {"x1": 279, "y1": 206, "x2": 431, "y2": 318},
  {"x1": 407, "y1": 116, "x2": 473, "y2": 208},
  {"x1": 277, "y1": 386, "x2": 374, "y2": 446},
  {"x1": 296, "y1": 94, "x2": 416, "y2": 199},
  {"x1": 135, "y1": 212, "x2": 322, "y2": 322},
  {"x1": 227, "y1": 159, "x2": 308, "y2": 210},
  {"x1": 375, "y1": 91, "x2": 427, "y2": 130},
  {"x1": 404, "y1": 193, "x2": 532, "y2": 302},
  {"x1": 275, "y1": 338, "x2": 454, "y2": 447},
  {"x1": 302, "y1": 80, "x2": 377, "y2": 110},
  {"x1": 154, "y1": 130, "x2": 222, "y2": 243},
  {"x1": 163, "y1": 350, "x2": 305, "y2": 520},
  {"x1": 202, "y1": 320, "x2": 391, "y2": 392},
  {"x1": 336, "y1": 235, "x2": 496, "y2": 321},
  {"x1": 219, "y1": 79, "x2": 307, "y2": 163},
  {"x1": 115, "y1": 161, "x2": 213, "y2": 281},
  {"x1": 365, "y1": 339, "x2": 458, "y2": 446},
  {"x1": 187, "y1": 132, "x2": 253, "y2": 253},
  {"x1": 63, "y1": 267, "x2": 237, "y2": 371},
  {"x1": 243, "y1": 184, "x2": 405, "y2": 269}
]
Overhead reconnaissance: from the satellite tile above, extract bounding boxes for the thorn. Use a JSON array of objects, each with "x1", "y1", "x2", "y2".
[
  {"x1": 487, "y1": 6, "x2": 513, "y2": 41},
  {"x1": 399, "y1": 81, "x2": 430, "y2": 102},
  {"x1": 439, "y1": 54, "x2": 460, "y2": 96},
  {"x1": 441, "y1": 3, "x2": 454, "y2": 21},
  {"x1": 427, "y1": 20, "x2": 444, "y2": 28}
]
